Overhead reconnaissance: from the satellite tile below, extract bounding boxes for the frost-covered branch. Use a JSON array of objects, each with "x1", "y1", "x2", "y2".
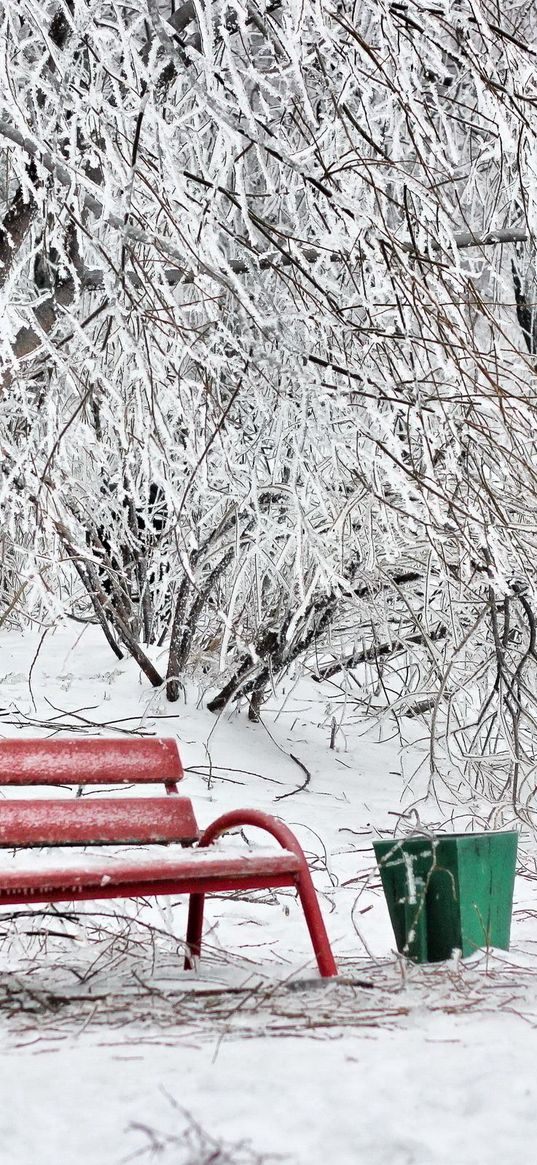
[{"x1": 2, "y1": 0, "x2": 537, "y2": 800}]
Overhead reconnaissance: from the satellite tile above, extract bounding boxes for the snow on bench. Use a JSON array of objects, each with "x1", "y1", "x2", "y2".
[{"x1": 0, "y1": 737, "x2": 337, "y2": 977}]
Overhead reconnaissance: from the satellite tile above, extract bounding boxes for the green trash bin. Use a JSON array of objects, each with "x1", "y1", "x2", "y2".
[{"x1": 373, "y1": 831, "x2": 518, "y2": 962}]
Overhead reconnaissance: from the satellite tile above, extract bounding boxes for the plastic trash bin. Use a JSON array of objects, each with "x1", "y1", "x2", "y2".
[{"x1": 373, "y1": 831, "x2": 518, "y2": 962}]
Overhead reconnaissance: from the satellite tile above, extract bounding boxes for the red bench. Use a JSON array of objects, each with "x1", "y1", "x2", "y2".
[{"x1": 0, "y1": 737, "x2": 337, "y2": 977}]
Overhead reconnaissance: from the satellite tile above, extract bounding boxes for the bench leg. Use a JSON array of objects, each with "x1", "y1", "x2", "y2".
[
  {"x1": 184, "y1": 892, "x2": 205, "y2": 970},
  {"x1": 295, "y1": 861, "x2": 338, "y2": 978}
]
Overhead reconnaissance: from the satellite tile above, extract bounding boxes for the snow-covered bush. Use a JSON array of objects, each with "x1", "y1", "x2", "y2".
[{"x1": 2, "y1": 0, "x2": 537, "y2": 801}]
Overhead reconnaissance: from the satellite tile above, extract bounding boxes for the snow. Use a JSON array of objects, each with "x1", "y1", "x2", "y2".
[
  {"x1": 6, "y1": 1020, "x2": 537, "y2": 1165},
  {"x1": 0, "y1": 624, "x2": 535, "y2": 1164}
]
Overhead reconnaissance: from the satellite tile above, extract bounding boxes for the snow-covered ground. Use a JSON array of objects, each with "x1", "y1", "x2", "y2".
[{"x1": 0, "y1": 626, "x2": 536, "y2": 1165}]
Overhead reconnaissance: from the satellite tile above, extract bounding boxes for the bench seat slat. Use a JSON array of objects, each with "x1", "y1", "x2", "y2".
[
  {"x1": 0, "y1": 852, "x2": 300, "y2": 903},
  {"x1": 0, "y1": 738, "x2": 182, "y2": 785},
  {"x1": 0, "y1": 798, "x2": 199, "y2": 847}
]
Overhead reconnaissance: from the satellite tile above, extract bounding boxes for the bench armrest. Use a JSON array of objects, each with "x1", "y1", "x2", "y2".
[
  {"x1": 191, "y1": 807, "x2": 338, "y2": 978},
  {"x1": 197, "y1": 808, "x2": 308, "y2": 865}
]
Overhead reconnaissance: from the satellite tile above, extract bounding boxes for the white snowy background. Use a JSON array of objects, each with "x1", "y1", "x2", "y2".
[{"x1": 2, "y1": 1, "x2": 537, "y2": 1158}]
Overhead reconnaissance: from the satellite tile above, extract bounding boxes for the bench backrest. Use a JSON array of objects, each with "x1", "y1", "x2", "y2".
[
  {"x1": 0, "y1": 737, "x2": 200, "y2": 848},
  {"x1": 0, "y1": 737, "x2": 183, "y2": 786}
]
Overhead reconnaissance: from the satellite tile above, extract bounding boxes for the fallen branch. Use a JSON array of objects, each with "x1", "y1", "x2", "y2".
[{"x1": 314, "y1": 625, "x2": 447, "y2": 681}]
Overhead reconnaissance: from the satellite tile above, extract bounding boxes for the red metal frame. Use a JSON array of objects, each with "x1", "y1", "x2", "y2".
[
  {"x1": 184, "y1": 809, "x2": 338, "y2": 978},
  {"x1": 0, "y1": 740, "x2": 338, "y2": 979}
]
